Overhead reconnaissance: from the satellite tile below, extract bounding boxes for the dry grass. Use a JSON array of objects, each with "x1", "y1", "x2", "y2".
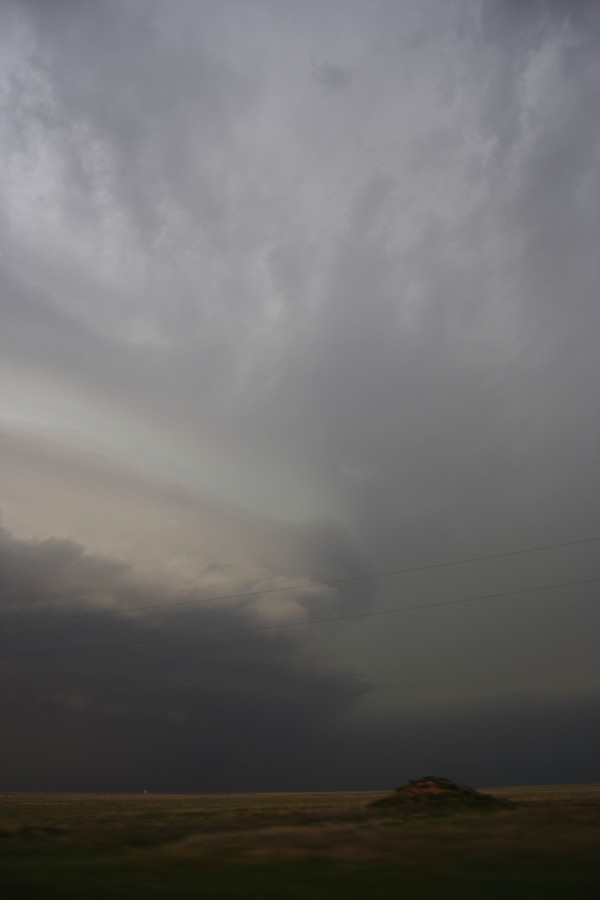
[
  {"x1": 484, "y1": 783, "x2": 600, "y2": 803},
  {"x1": 1, "y1": 784, "x2": 599, "y2": 898},
  {"x1": 157, "y1": 795, "x2": 600, "y2": 866}
]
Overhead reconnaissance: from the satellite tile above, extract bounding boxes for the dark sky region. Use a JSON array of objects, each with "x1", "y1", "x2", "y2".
[{"x1": 0, "y1": 0, "x2": 599, "y2": 791}]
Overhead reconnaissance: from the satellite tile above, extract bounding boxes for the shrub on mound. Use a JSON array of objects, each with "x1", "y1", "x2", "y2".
[{"x1": 371, "y1": 776, "x2": 512, "y2": 811}]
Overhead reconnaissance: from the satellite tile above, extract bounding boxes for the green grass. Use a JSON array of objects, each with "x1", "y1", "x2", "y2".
[{"x1": 1, "y1": 785, "x2": 599, "y2": 899}]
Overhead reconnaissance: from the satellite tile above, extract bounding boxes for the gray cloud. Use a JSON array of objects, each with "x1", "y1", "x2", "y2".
[
  {"x1": 0, "y1": 0, "x2": 598, "y2": 788},
  {"x1": 312, "y1": 59, "x2": 356, "y2": 91}
]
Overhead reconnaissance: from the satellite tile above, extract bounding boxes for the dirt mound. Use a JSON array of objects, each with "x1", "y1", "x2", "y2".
[{"x1": 371, "y1": 776, "x2": 510, "y2": 811}]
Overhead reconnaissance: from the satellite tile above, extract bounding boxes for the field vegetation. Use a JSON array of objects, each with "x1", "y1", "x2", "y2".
[{"x1": 1, "y1": 783, "x2": 599, "y2": 898}]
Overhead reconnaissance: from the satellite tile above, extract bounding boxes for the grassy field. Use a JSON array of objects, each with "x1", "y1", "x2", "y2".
[{"x1": 1, "y1": 784, "x2": 599, "y2": 898}]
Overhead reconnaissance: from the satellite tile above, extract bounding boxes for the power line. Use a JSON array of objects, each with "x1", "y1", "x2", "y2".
[
  {"x1": 1, "y1": 576, "x2": 597, "y2": 661},
  {"x1": 1, "y1": 536, "x2": 598, "y2": 630}
]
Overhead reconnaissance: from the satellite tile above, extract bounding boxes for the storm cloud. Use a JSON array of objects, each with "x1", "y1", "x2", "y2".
[{"x1": 0, "y1": 0, "x2": 598, "y2": 789}]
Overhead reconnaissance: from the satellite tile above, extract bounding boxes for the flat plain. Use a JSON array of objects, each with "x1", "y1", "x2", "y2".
[{"x1": 1, "y1": 784, "x2": 599, "y2": 899}]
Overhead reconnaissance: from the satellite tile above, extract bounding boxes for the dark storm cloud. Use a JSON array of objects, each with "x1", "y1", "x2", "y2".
[
  {"x1": 2, "y1": 523, "x2": 597, "y2": 791},
  {"x1": 330, "y1": 691, "x2": 600, "y2": 789},
  {"x1": 1, "y1": 0, "x2": 599, "y2": 788},
  {"x1": 0, "y1": 524, "x2": 367, "y2": 791}
]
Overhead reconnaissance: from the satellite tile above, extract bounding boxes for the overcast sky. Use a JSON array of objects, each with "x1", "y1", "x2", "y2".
[{"x1": 1, "y1": 0, "x2": 599, "y2": 791}]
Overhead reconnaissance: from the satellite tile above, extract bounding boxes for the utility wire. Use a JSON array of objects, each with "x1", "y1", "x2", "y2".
[
  {"x1": 1, "y1": 536, "x2": 598, "y2": 630},
  {"x1": 1, "y1": 576, "x2": 598, "y2": 661}
]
